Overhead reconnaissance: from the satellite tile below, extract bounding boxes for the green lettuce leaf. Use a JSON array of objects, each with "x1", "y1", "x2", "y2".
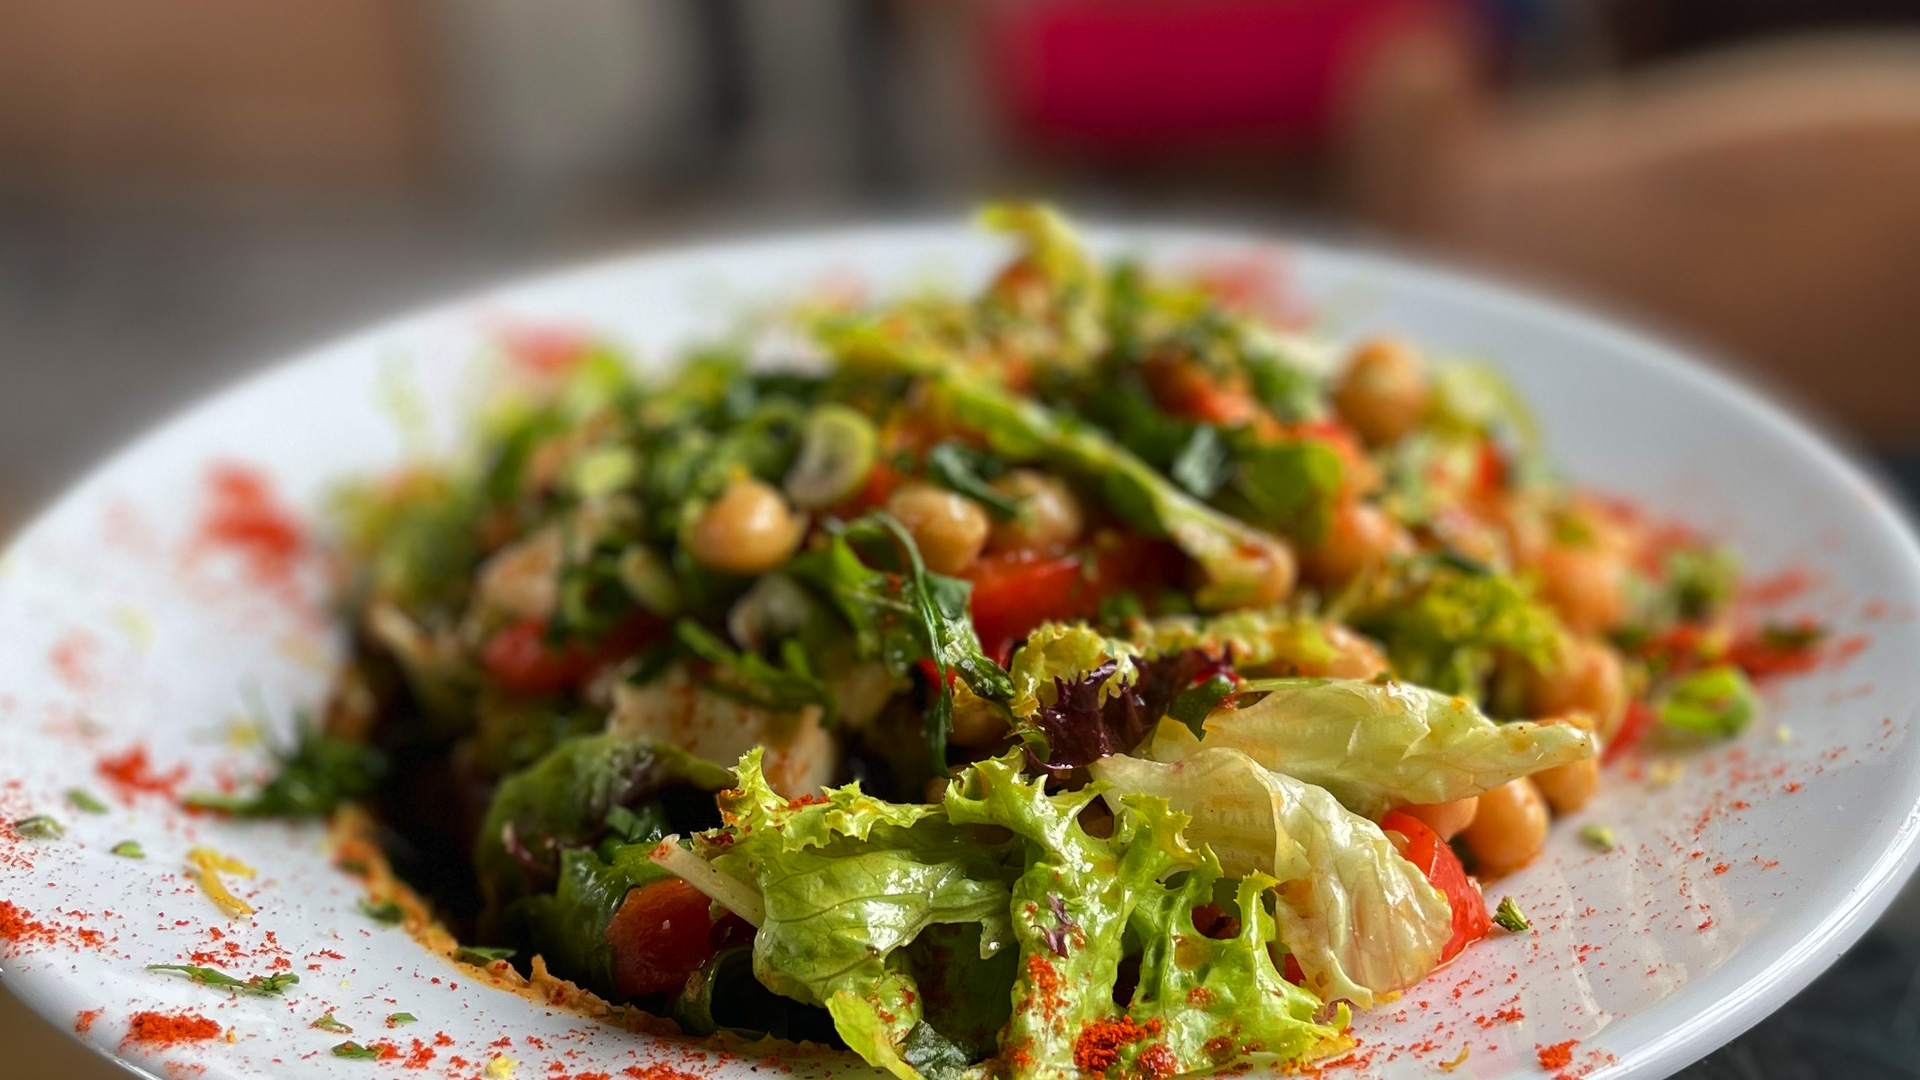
[
  {"x1": 511, "y1": 843, "x2": 673, "y2": 997},
  {"x1": 475, "y1": 734, "x2": 730, "y2": 911},
  {"x1": 700, "y1": 749, "x2": 1023, "y2": 1080},
  {"x1": 1088, "y1": 749, "x2": 1453, "y2": 1008},
  {"x1": 1140, "y1": 678, "x2": 1594, "y2": 818},
  {"x1": 936, "y1": 376, "x2": 1293, "y2": 611},
  {"x1": 944, "y1": 754, "x2": 1344, "y2": 1080}
]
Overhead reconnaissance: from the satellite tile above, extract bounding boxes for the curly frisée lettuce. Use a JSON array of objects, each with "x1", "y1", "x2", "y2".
[
  {"x1": 1141, "y1": 678, "x2": 1595, "y2": 818},
  {"x1": 677, "y1": 748, "x2": 1023, "y2": 1080},
  {"x1": 652, "y1": 750, "x2": 1346, "y2": 1080},
  {"x1": 944, "y1": 754, "x2": 1346, "y2": 1080},
  {"x1": 1088, "y1": 749, "x2": 1452, "y2": 1008},
  {"x1": 1002, "y1": 624, "x2": 1233, "y2": 771}
]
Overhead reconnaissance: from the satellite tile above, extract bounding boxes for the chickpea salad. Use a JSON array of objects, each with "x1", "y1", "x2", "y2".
[{"x1": 203, "y1": 205, "x2": 1825, "y2": 1080}]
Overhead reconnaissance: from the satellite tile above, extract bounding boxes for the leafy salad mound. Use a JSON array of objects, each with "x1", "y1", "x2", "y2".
[{"x1": 208, "y1": 205, "x2": 1822, "y2": 1079}]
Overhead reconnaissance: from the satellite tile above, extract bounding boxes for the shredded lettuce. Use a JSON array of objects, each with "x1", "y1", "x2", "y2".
[
  {"x1": 1141, "y1": 678, "x2": 1594, "y2": 818},
  {"x1": 1089, "y1": 749, "x2": 1452, "y2": 1008}
]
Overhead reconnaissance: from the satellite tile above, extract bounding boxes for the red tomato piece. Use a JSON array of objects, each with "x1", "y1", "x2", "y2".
[
  {"x1": 964, "y1": 535, "x2": 1182, "y2": 663},
  {"x1": 1604, "y1": 699, "x2": 1658, "y2": 765},
  {"x1": 966, "y1": 550, "x2": 1090, "y2": 662},
  {"x1": 606, "y1": 878, "x2": 722, "y2": 997},
  {"x1": 1143, "y1": 357, "x2": 1261, "y2": 426},
  {"x1": 834, "y1": 460, "x2": 904, "y2": 518},
  {"x1": 1380, "y1": 809, "x2": 1490, "y2": 962},
  {"x1": 479, "y1": 612, "x2": 663, "y2": 696}
]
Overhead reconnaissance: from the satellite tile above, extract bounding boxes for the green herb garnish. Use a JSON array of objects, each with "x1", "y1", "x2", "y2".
[
  {"x1": 184, "y1": 722, "x2": 386, "y2": 819},
  {"x1": 110, "y1": 840, "x2": 145, "y2": 859},
  {"x1": 385, "y1": 1012, "x2": 417, "y2": 1027},
  {"x1": 357, "y1": 897, "x2": 404, "y2": 924},
  {"x1": 312, "y1": 1013, "x2": 353, "y2": 1034},
  {"x1": 67, "y1": 789, "x2": 109, "y2": 815},
  {"x1": 1491, "y1": 896, "x2": 1530, "y2": 933},
  {"x1": 1760, "y1": 621, "x2": 1827, "y2": 652},
  {"x1": 924, "y1": 441, "x2": 1021, "y2": 519},
  {"x1": 331, "y1": 1041, "x2": 383, "y2": 1059},
  {"x1": 1581, "y1": 824, "x2": 1616, "y2": 852},
  {"x1": 13, "y1": 815, "x2": 63, "y2": 839},
  {"x1": 147, "y1": 964, "x2": 300, "y2": 995},
  {"x1": 454, "y1": 945, "x2": 516, "y2": 965}
]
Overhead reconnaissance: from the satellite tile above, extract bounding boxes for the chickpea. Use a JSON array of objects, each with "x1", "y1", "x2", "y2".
[
  {"x1": 1461, "y1": 778, "x2": 1549, "y2": 877},
  {"x1": 1532, "y1": 756, "x2": 1599, "y2": 815},
  {"x1": 887, "y1": 483, "x2": 992, "y2": 576},
  {"x1": 1400, "y1": 796, "x2": 1479, "y2": 841},
  {"x1": 1333, "y1": 337, "x2": 1430, "y2": 446},
  {"x1": 1537, "y1": 543, "x2": 1628, "y2": 635},
  {"x1": 1318, "y1": 625, "x2": 1390, "y2": 680},
  {"x1": 1528, "y1": 712, "x2": 1600, "y2": 814},
  {"x1": 1527, "y1": 636, "x2": 1628, "y2": 740},
  {"x1": 988, "y1": 470, "x2": 1084, "y2": 554},
  {"x1": 1233, "y1": 539, "x2": 1299, "y2": 610},
  {"x1": 1492, "y1": 497, "x2": 1551, "y2": 569},
  {"x1": 1299, "y1": 501, "x2": 1414, "y2": 586},
  {"x1": 687, "y1": 476, "x2": 805, "y2": 576}
]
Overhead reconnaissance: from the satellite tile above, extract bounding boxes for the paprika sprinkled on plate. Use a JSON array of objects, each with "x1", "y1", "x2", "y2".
[{"x1": 125, "y1": 1010, "x2": 221, "y2": 1046}]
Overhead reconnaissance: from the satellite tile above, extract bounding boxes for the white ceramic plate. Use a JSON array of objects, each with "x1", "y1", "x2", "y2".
[{"x1": 3, "y1": 223, "x2": 1918, "y2": 1080}]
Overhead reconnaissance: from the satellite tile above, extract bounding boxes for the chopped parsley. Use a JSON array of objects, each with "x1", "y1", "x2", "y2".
[
  {"x1": 184, "y1": 722, "x2": 386, "y2": 819},
  {"x1": 331, "y1": 1041, "x2": 384, "y2": 1060},
  {"x1": 357, "y1": 897, "x2": 405, "y2": 924},
  {"x1": 13, "y1": 815, "x2": 63, "y2": 839},
  {"x1": 312, "y1": 1013, "x2": 353, "y2": 1034},
  {"x1": 1580, "y1": 824, "x2": 1616, "y2": 852},
  {"x1": 147, "y1": 963, "x2": 300, "y2": 995},
  {"x1": 454, "y1": 944, "x2": 516, "y2": 965},
  {"x1": 1760, "y1": 621, "x2": 1827, "y2": 651},
  {"x1": 1491, "y1": 896, "x2": 1530, "y2": 933},
  {"x1": 110, "y1": 840, "x2": 145, "y2": 859},
  {"x1": 385, "y1": 1012, "x2": 417, "y2": 1027},
  {"x1": 66, "y1": 789, "x2": 109, "y2": 815}
]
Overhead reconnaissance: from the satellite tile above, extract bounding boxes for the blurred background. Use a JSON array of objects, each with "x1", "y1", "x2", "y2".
[{"x1": 4, "y1": 1, "x2": 1920, "y2": 1076}]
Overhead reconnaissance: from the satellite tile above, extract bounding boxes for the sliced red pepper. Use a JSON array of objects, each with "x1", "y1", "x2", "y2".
[
  {"x1": 605, "y1": 878, "x2": 740, "y2": 997},
  {"x1": 1380, "y1": 809, "x2": 1490, "y2": 962},
  {"x1": 479, "y1": 612, "x2": 663, "y2": 696}
]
